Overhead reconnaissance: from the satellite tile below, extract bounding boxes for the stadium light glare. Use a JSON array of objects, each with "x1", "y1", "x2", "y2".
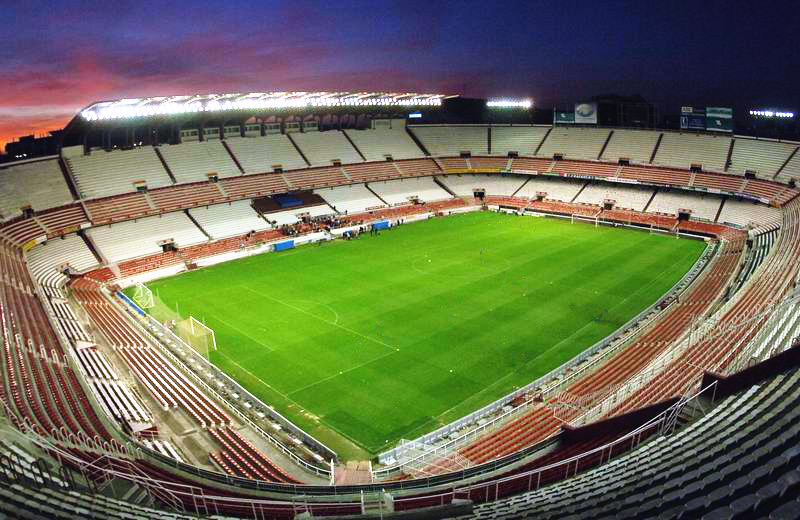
[
  {"x1": 750, "y1": 109, "x2": 794, "y2": 118},
  {"x1": 487, "y1": 99, "x2": 533, "y2": 109},
  {"x1": 79, "y1": 91, "x2": 448, "y2": 121}
]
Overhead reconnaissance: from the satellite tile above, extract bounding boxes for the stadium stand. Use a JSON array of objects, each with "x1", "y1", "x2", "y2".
[
  {"x1": 717, "y1": 198, "x2": 783, "y2": 228},
  {"x1": 158, "y1": 141, "x2": 241, "y2": 182},
  {"x1": 26, "y1": 233, "x2": 98, "y2": 279},
  {"x1": 647, "y1": 189, "x2": 723, "y2": 220},
  {"x1": 64, "y1": 146, "x2": 173, "y2": 199},
  {"x1": 368, "y1": 177, "x2": 452, "y2": 205},
  {"x1": 225, "y1": 134, "x2": 308, "y2": 173},
  {"x1": 344, "y1": 128, "x2": 424, "y2": 161},
  {"x1": 7, "y1": 124, "x2": 800, "y2": 519},
  {"x1": 550, "y1": 160, "x2": 619, "y2": 177},
  {"x1": 537, "y1": 127, "x2": 612, "y2": 160},
  {"x1": 438, "y1": 174, "x2": 526, "y2": 197},
  {"x1": 600, "y1": 129, "x2": 661, "y2": 164},
  {"x1": 87, "y1": 212, "x2": 207, "y2": 263},
  {"x1": 490, "y1": 126, "x2": 551, "y2": 156},
  {"x1": 653, "y1": 132, "x2": 731, "y2": 172},
  {"x1": 777, "y1": 147, "x2": 800, "y2": 182},
  {"x1": 290, "y1": 130, "x2": 363, "y2": 166},
  {"x1": 0, "y1": 158, "x2": 74, "y2": 220},
  {"x1": 573, "y1": 182, "x2": 655, "y2": 211},
  {"x1": 514, "y1": 176, "x2": 585, "y2": 202},
  {"x1": 465, "y1": 364, "x2": 800, "y2": 520},
  {"x1": 188, "y1": 200, "x2": 270, "y2": 240},
  {"x1": 410, "y1": 126, "x2": 489, "y2": 156},
  {"x1": 314, "y1": 183, "x2": 386, "y2": 214},
  {"x1": 728, "y1": 137, "x2": 798, "y2": 177},
  {"x1": 36, "y1": 204, "x2": 90, "y2": 237}
]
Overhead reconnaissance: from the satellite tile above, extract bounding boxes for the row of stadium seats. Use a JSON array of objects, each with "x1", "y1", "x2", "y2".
[
  {"x1": 0, "y1": 241, "x2": 116, "y2": 447},
  {"x1": 610, "y1": 200, "x2": 800, "y2": 416},
  {"x1": 466, "y1": 365, "x2": 800, "y2": 519}
]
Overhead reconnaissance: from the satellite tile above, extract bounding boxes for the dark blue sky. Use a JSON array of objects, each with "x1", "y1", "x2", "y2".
[{"x1": 1, "y1": 0, "x2": 798, "y2": 148}]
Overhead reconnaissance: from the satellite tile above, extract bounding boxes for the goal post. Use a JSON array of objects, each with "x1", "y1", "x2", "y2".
[
  {"x1": 132, "y1": 283, "x2": 154, "y2": 309},
  {"x1": 175, "y1": 316, "x2": 217, "y2": 360}
]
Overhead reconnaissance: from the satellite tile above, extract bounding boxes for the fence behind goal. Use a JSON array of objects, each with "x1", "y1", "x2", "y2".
[
  {"x1": 132, "y1": 283, "x2": 217, "y2": 360},
  {"x1": 176, "y1": 317, "x2": 217, "y2": 360}
]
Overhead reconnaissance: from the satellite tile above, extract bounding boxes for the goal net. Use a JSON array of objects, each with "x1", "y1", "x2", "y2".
[
  {"x1": 175, "y1": 316, "x2": 217, "y2": 360},
  {"x1": 132, "y1": 283, "x2": 154, "y2": 309}
]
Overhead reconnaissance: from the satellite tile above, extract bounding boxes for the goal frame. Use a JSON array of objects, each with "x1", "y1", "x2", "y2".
[
  {"x1": 188, "y1": 316, "x2": 217, "y2": 352},
  {"x1": 132, "y1": 282, "x2": 154, "y2": 309}
]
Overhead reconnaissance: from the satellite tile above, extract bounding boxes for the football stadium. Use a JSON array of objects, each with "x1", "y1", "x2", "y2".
[{"x1": 1, "y1": 86, "x2": 800, "y2": 520}]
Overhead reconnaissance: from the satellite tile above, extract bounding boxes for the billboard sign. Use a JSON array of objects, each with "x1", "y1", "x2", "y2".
[
  {"x1": 554, "y1": 110, "x2": 575, "y2": 124},
  {"x1": 706, "y1": 107, "x2": 733, "y2": 132},
  {"x1": 574, "y1": 102, "x2": 598, "y2": 124},
  {"x1": 681, "y1": 106, "x2": 706, "y2": 130}
]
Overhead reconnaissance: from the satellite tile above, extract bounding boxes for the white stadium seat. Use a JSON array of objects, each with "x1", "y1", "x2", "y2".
[
  {"x1": 66, "y1": 146, "x2": 173, "y2": 199},
  {"x1": 158, "y1": 141, "x2": 241, "y2": 182},
  {"x1": 291, "y1": 131, "x2": 363, "y2": 166},
  {"x1": 88, "y1": 212, "x2": 207, "y2": 263},
  {"x1": 537, "y1": 127, "x2": 612, "y2": 161},
  {"x1": 226, "y1": 134, "x2": 308, "y2": 173},
  {"x1": 0, "y1": 159, "x2": 74, "y2": 220},
  {"x1": 188, "y1": 200, "x2": 270, "y2": 240},
  {"x1": 653, "y1": 133, "x2": 731, "y2": 173},
  {"x1": 410, "y1": 126, "x2": 488, "y2": 156},
  {"x1": 601, "y1": 129, "x2": 661, "y2": 164},
  {"x1": 344, "y1": 128, "x2": 424, "y2": 161}
]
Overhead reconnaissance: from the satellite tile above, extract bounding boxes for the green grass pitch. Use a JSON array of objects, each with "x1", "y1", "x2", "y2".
[{"x1": 138, "y1": 211, "x2": 706, "y2": 459}]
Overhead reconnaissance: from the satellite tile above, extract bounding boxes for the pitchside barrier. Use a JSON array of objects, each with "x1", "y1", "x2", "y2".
[{"x1": 377, "y1": 238, "x2": 716, "y2": 468}]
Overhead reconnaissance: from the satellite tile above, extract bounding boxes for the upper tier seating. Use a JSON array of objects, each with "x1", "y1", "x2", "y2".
[
  {"x1": 344, "y1": 128, "x2": 424, "y2": 161},
  {"x1": 26, "y1": 234, "x2": 98, "y2": 280},
  {"x1": 653, "y1": 132, "x2": 731, "y2": 172},
  {"x1": 600, "y1": 129, "x2": 661, "y2": 163},
  {"x1": 65, "y1": 146, "x2": 173, "y2": 199},
  {"x1": 717, "y1": 199, "x2": 783, "y2": 228},
  {"x1": 188, "y1": 200, "x2": 269, "y2": 240},
  {"x1": 410, "y1": 126, "x2": 488, "y2": 156},
  {"x1": 290, "y1": 131, "x2": 363, "y2": 166},
  {"x1": 0, "y1": 159, "x2": 73, "y2": 220},
  {"x1": 574, "y1": 183, "x2": 655, "y2": 211},
  {"x1": 648, "y1": 189, "x2": 723, "y2": 220},
  {"x1": 728, "y1": 137, "x2": 798, "y2": 177},
  {"x1": 314, "y1": 184, "x2": 385, "y2": 214},
  {"x1": 88, "y1": 212, "x2": 207, "y2": 263},
  {"x1": 537, "y1": 127, "x2": 612, "y2": 161},
  {"x1": 514, "y1": 176, "x2": 585, "y2": 202},
  {"x1": 490, "y1": 126, "x2": 551, "y2": 156},
  {"x1": 225, "y1": 134, "x2": 308, "y2": 173},
  {"x1": 368, "y1": 177, "x2": 452, "y2": 205},
  {"x1": 777, "y1": 147, "x2": 800, "y2": 182},
  {"x1": 158, "y1": 141, "x2": 240, "y2": 182}
]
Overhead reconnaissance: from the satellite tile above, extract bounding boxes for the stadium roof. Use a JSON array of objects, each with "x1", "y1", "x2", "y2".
[{"x1": 79, "y1": 91, "x2": 452, "y2": 121}]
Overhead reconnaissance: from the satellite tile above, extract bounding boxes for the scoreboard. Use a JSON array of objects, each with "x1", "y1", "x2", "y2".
[{"x1": 681, "y1": 106, "x2": 732, "y2": 132}]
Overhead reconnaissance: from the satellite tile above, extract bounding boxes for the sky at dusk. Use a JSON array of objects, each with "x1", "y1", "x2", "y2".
[{"x1": 1, "y1": 0, "x2": 798, "y2": 151}]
